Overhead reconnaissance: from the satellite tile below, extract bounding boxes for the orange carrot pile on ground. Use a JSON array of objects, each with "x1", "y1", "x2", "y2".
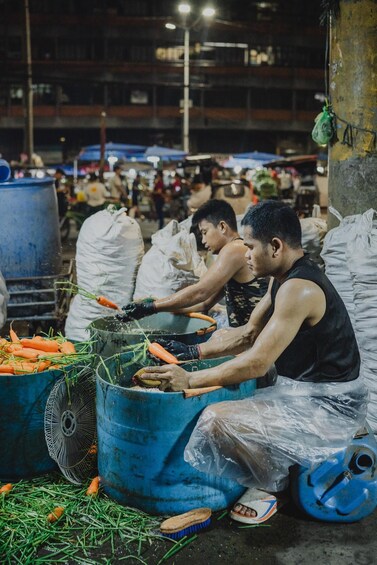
[{"x1": 0, "y1": 328, "x2": 79, "y2": 375}]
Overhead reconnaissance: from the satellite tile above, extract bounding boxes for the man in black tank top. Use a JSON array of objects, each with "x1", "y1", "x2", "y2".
[
  {"x1": 140, "y1": 201, "x2": 368, "y2": 525},
  {"x1": 117, "y1": 200, "x2": 267, "y2": 328}
]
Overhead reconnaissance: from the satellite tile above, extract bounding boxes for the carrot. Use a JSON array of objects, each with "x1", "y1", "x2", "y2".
[
  {"x1": 96, "y1": 295, "x2": 120, "y2": 310},
  {"x1": 59, "y1": 341, "x2": 76, "y2": 354},
  {"x1": 10, "y1": 361, "x2": 39, "y2": 374},
  {"x1": 0, "y1": 365, "x2": 15, "y2": 374},
  {"x1": 20, "y1": 338, "x2": 59, "y2": 353},
  {"x1": 13, "y1": 349, "x2": 40, "y2": 361},
  {"x1": 36, "y1": 361, "x2": 51, "y2": 372},
  {"x1": 5, "y1": 343, "x2": 23, "y2": 353},
  {"x1": 9, "y1": 327, "x2": 19, "y2": 343},
  {"x1": 86, "y1": 476, "x2": 100, "y2": 496},
  {"x1": 47, "y1": 506, "x2": 65, "y2": 523},
  {"x1": 147, "y1": 342, "x2": 179, "y2": 364},
  {"x1": 0, "y1": 483, "x2": 13, "y2": 494}
]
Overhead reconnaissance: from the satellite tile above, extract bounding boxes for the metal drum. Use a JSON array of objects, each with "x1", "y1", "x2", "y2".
[
  {"x1": 0, "y1": 370, "x2": 62, "y2": 481},
  {"x1": 89, "y1": 312, "x2": 217, "y2": 358},
  {"x1": 0, "y1": 177, "x2": 61, "y2": 278},
  {"x1": 96, "y1": 353, "x2": 256, "y2": 515}
]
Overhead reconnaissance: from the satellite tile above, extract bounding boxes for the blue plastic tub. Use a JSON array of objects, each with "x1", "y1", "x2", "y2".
[{"x1": 96, "y1": 352, "x2": 256, "y2": 515}]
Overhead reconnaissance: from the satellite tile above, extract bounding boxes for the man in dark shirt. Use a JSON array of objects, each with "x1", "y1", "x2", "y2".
[{"x1": 140, "y1": 200, "x2": 368, "y2": 525}]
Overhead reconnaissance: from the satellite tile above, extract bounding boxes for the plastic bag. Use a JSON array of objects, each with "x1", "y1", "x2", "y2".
[
  {"x1": 184, "y1": 376, "x2": 368, "y2": 492},
  {"x1": 312, "y1": 105, "x2": 335, "y2": 145}
]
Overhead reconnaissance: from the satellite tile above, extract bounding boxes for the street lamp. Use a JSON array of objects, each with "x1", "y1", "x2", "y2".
[{"x1": 166, "y1": 3, "x2": 215, "y2": 153}]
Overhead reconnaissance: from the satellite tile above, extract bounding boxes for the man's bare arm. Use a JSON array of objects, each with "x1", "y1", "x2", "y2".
[
  {"x1": 189, "y1": 279, "x2": 324, "y2": 388},
  {"x1": 154, "y1": 245, "x2": 245, "y2": 312}
]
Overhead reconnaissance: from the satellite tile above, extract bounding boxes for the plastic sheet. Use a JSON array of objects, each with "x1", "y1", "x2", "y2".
[{"x1": 184, "y1": 376, "x2": 368, "y2": 492}]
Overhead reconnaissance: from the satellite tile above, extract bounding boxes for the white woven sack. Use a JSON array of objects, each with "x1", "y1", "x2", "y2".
[
  {"x1": 321, "y1": 209, "x2": 362, "y2": 326},
  {"x1": 300, "y1": 217, "x2": 327, "y2": 266},
  {"x1": 0, "y1": 270, "x2": 9, "y2": 330},
  {"x1": 133, "y1": 219, "x2": 206, "y2": 300},
  {"x1": 65, "y1": 207, "x2": 144, "y2": 341}
]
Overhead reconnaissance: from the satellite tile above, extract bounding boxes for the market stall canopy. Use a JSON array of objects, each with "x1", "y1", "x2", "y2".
[
  {"x1": 221, "y1": 156, "x2": 270, "y2": 170},
  {"x1": 130, "y1": 145, "x2": 187, "y2": 163},
  {"x1": 233, "y1": 151, "x2": 281, "y2": 162},
  {"x1": 76, "y1": 142, "x2": 147, "y2": 162}
]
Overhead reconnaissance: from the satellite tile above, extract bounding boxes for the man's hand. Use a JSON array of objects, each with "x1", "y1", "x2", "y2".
[
  {"x1": 154, "y1": 338, "x2": 200, "y2": 361},
  {"x1": 139, "y1": 365, "x2": 190, "y2": 392},
  {"x1": 116, "y1": 298, "x2": 156, "y2": 322}
]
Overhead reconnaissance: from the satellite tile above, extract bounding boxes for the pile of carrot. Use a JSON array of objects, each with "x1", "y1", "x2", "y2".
[{"x1": 0, "y1": 327, "x2": 79, "y2": 375}]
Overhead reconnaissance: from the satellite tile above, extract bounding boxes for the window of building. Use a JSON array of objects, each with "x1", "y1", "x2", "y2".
[
  {"x1": 59, "y1": 83, "x2": 104, "y2": 105},
  {"x1": 10, "y1": 85, "x2": 24, "y2": 105},
  {"x1": 204, "y1": 89, "x2": 247, "y2": 108},
  {"x1": 252, "y1": 88, "x2": 292, "y2": 109},
  {"x1": 33, "y1": 83, "x2": 55, "y2": 105}
]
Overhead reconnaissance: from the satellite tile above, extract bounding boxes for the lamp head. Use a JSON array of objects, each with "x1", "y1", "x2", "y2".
[
  {"x1": 178, "y1": 3, "x2": 191, "y2": 14},
  {"x1": 202, "y1": 6, "x2": 215, "y2": 18}
]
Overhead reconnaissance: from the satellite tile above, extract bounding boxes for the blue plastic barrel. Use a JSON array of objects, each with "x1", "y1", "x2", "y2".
[
  {"x1": 291, "y1": 427, "x2": 377, "y2": 522},
  {"x1": 0, "y1": 177, "x2": 61, "y2": 278},
  {"x1": 0, "y1": 370, "x2": 61, "y2": 481},
  {"x1": 0, "y1": 159, "x2": 11, "y2": 182},
  {"x1": 96, "y1": 353, "x2": 256, "y2": 515}
]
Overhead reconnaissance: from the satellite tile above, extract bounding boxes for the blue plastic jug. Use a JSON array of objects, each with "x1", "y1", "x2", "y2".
[{"x1": 291, "y1": 427, "x2": 377, "y2": 522}]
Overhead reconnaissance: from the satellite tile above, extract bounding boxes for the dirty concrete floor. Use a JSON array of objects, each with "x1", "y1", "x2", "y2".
[{"x1": 59, "y1": 219, "x2": 377, "y2": 565}]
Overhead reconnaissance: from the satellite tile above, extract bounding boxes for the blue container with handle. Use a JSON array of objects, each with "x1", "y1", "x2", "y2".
[
  {"x1": 0, "y1": 177, "x2": 61, "y2": 278},
  {"x1": 291, "y1": 426, "x2": 377, "y2": 522},
  {"x1": 96, "y1": 352, "x2": 256, "y2": 515}
]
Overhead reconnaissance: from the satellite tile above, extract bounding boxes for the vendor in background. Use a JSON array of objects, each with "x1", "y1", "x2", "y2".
[
  {"x1": 108, "y1": 165, "x2": 129, "y2": 206},
  {"x1": 129, "y1": 173, "x2": 143, "y2": 219},
  {"x1": 54, "y1": 168, "x2": 69, "y2": 219},
  {"x1": 152, "y1": 171, "x2": 166, "y2": 230},
  {"x1": 187, "y1": 174, "x2": 211, "y2": 214},
  {"x1": 84, "y1": 173, "x2": 109, "y2": 216},
  {"x1": 137, "y1": 200, "x2": 367, "y2": 526},
  {"x1": 117, "y1": 199, "x2": 268, "y2": 328}
]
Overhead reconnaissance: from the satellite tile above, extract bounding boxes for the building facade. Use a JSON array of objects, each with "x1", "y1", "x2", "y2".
[{"x1": 0, "y1": 0, "x2": 326, "y2": 160}]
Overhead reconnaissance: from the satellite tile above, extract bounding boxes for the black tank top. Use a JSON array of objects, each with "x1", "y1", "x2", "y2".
[
  {"x1": 224, "y1": 277, "x2": 268, "y2": 327},
  {"x1": 270, "y1": 256, "x2": 360, "y2": 383}
]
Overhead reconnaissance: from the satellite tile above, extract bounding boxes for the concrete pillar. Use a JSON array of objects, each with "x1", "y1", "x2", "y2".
[{"x1": 328, "y1": 0, "x2": 377, "y2": 227}]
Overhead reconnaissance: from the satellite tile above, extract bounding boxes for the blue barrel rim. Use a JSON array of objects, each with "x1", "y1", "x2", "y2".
[
  {"x1": 0, "y1": 177, "x2": 54, "y2": 188},
  {"x1": 96, "y1": 351, "x2": 234, "y2": 395}
]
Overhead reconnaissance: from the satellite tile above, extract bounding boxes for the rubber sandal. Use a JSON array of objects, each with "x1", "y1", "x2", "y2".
[{"x1": 230, "y1": 488, "x2": 278, "y2": 525}]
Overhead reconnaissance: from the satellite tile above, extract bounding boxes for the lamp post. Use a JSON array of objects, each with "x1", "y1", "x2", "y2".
[{"x1": 167, "y1": 4, "x2": 215, "y2": 153}]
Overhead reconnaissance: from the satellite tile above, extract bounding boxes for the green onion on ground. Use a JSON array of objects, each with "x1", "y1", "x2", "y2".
[{"x1": 0, "y1": 475, "x2": 176, "y2": 564}]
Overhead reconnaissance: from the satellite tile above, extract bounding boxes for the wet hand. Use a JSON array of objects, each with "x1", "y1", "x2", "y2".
[
  {"x1": 116, "y1": 298, "x2": 156, "y2": 322},
  {"x1": 154, "y1": 338, "x2": 200, "y2": 361},
  {"x1": 140, "y1": 365, "x2": 190, "y2": 392}
]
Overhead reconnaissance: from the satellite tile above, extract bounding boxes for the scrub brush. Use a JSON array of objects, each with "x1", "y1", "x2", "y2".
[{"x1": 159, "y1": 507, "x2": 212, "y2": 540}]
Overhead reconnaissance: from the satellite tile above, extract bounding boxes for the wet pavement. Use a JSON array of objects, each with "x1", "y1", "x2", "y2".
[{"x1": 60, "y1": 218, "x2": 377, "y2": 565}]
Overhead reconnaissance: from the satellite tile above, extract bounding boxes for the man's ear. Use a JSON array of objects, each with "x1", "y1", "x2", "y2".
[
  {"x1": 218, "y1": 220, "x2": 227, "y2": 233},
  {"x1": 271, "y1": 237, "x2": 283, "y2": 257}
]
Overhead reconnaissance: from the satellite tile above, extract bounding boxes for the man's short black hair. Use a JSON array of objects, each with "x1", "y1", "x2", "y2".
[
  {"x1": 55, "y1": 168, "x2": 64, "y2": 176},
  {"x1": 241, "y1": 200, "x2": 302, "y2": 248},
  {"x1": 192, "y1": 199, "x2": 238, "y2": 232}
]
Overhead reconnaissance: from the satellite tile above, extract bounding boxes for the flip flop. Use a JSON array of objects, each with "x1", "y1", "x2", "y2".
[{"x1": 230, "y1": 488, "x2": 278, "y2": 525}]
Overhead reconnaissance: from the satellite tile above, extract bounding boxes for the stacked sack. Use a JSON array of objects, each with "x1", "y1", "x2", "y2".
[
  {"x1": 322, "y1": 208, "x2": 377, "y2": 435},
  {"x1": 0, "y1": 270, "x2": 9, "y2": 331},
  {"x1": 65, "y1": 207, "x2": 144, "y2": 341},
  {"x1": 346, "y1": 209, "x2": 377, "y2": 434},
  {"x1": 133, "y1": 218, "x2": 206, "y2": 300},
  {"x1": 320, "y1": 209, "x2": 361, "y2": 329}
]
